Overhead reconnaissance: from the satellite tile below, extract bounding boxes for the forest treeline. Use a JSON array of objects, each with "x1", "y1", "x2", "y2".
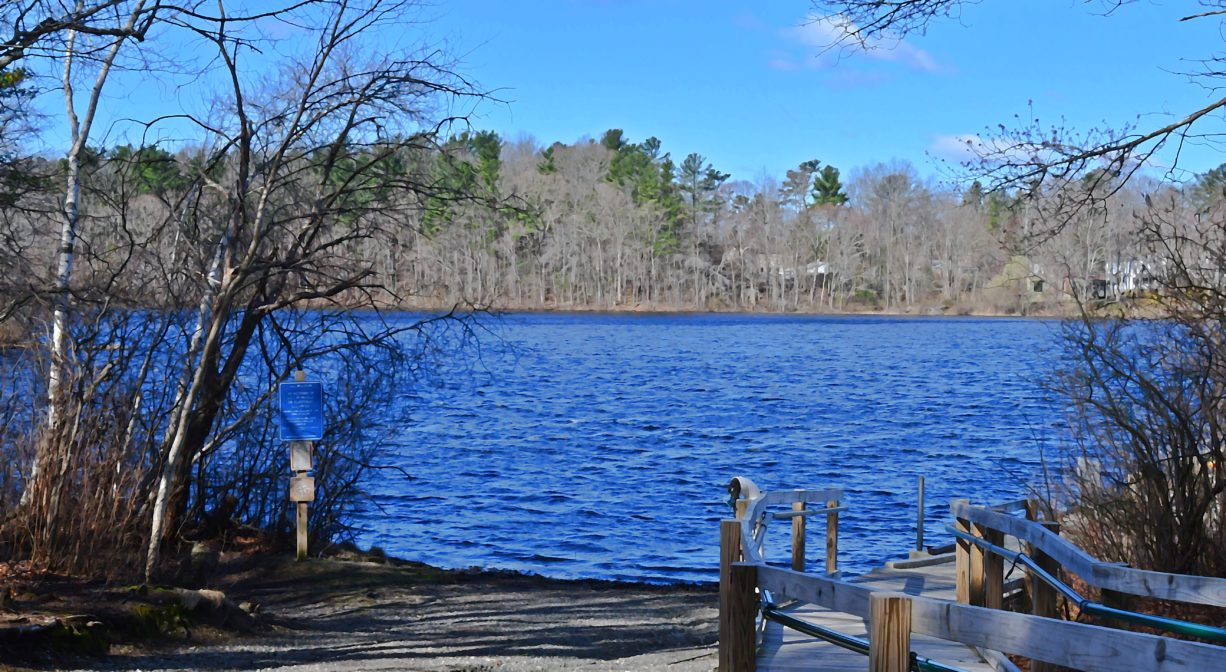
[{"x1": 7, "y1": 127, "x2": 1221, "y2": 319}]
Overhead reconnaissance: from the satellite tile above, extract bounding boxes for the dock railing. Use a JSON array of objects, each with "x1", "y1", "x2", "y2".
[
  {"x1": 947, "y1": 498, "x2": 1226, "y2": 671},
  {"x1": 720, "y1": 483, "x2": 845, "y2": 671},
  {"x1": 719, "y1": 483, "x2": 1226, "y2": 672}
]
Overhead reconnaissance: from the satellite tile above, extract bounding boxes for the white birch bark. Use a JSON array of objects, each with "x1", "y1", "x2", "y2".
[{"x1": 29, "y1": 1, "x2": 148, "y2": 505}]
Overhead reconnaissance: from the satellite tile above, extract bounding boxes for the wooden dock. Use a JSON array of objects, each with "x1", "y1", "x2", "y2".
[
  {"x1": 718, "y1": 480, "x2": 1226, "y2": 672},
  {"x1": 758, "y1": 556, "x2": 999, "y2": 671}
]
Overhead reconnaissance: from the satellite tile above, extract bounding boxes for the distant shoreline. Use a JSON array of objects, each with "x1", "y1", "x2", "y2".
[
  {"x1": 478, "y1": 307, "x2": 1067, "y2": 320},
  {"x1": 393, "y1": 298, "x2": 1077, "y2": 320}
]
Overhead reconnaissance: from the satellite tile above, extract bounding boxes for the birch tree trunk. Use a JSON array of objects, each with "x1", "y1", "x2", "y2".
[{"x1": 30, "y1": 0, "x2": 149, "y2": 507}]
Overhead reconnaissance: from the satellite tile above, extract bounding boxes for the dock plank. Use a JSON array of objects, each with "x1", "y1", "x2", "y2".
[{"x1": 758, "y1": 557, "x2": 1002, "y2": 672}]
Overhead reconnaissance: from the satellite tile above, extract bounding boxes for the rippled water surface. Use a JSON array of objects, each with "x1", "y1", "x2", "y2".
[{"x1": 357, "y1": 313, "x2": 1066, "y2": 583}]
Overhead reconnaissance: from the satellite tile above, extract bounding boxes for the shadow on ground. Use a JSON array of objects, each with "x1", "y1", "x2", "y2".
[{"x1": 78, "y1": 557, "x2": 719, "y2": 671}]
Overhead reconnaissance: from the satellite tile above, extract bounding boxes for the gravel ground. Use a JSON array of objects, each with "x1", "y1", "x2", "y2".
[{"x1": 61, "y1": 556, "x2": 718, "y2": 672}]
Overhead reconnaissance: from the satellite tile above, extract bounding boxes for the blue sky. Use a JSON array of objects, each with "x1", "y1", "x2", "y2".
[
  {"x1": 419, "y1": 0, "x2": 1226, "y2": 184},
  {"x1": 30, "y1": 0, "x2": 1226, "y2": 186}
]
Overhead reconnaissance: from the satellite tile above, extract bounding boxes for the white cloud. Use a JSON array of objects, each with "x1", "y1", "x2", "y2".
[
  {"x1": 783, "y1": 15, "x2": 854, "y2": 49},
  {"x1": 929, "y1": 134, "x2": 986, "y2": 162},
  {"x1": 781, "y1": 13, "x2": 940, "y2": 74},
  {"x1": 875, "y1": 41, "x2": 938, "y2": 73},
  {"x1": 768, "y1": 57, "x2": 800, "y2": 72}
]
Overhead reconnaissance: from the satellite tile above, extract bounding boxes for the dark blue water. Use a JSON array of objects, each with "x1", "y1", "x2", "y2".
[{"x1": 357, "y1": 313, "x2": 1066, "y2": 583}]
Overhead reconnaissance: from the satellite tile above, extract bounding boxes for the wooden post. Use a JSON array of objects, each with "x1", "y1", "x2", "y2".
[
  {"x1": 735, "y1": 498, "x2": 748, "y2": 520},
  {"x1": 915, "y1": 475, "x2": 925, "y2": 553},
  {"x1": 978, "y1": 525, "x2": 1004, "y2": 610},
  {"x1": 791, "y1": 499, "x2": 806, "y2": 573},
  {"x1": 1025, "y1": 501, "x2": 1060, "y2": 672},
  {"x1": 720, "y1": 519, "x2": 743, "y2": 580},
  {"x1": 1101, "y1": 587, "x2": 1135, "y2": 613},
  {"x1": 296, "y1": 501, "x2": 308, "y2": 560},
  {"x1": 1029, "y1": 531, "x2": 1060, "y2": 620},
  {"x1": 953, "y1": 499, "x2": 971, "y2": 604},
  {"x1": 1029, "y1": 535, "x2": 1060, "y2": 672},
  {"x1": 969, "y1": 521, "x2": 986, "y2": 606},
  {"x1": 719, "y1": 519, "x2": 744, "y2": 672},
  {"x1": 869, "y1": 592, "x2": 912, "y2": 672},
  {"x1": 825, "y1": 498, "x2": 839, "y2": 576},
  {"x1": 726, "y1": 562, "x2": 758, "y2": 672}
]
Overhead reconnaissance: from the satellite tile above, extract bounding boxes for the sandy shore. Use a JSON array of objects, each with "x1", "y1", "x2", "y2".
[{"x1": 18, "y1": 554, "x2": 717, "y2": 672}]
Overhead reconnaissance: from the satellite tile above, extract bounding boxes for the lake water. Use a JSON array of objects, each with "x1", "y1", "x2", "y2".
[{"x1": 357, "y1": 313, "x2": 1067, "y2": 583}]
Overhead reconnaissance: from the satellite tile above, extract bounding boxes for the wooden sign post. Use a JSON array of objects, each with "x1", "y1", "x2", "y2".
[
  {"x1": 289, "y1": 443, "x2": 314, "y2": 560},
  {"x1": 280, "y1": 370, "x2": 323, "y2": 561}
]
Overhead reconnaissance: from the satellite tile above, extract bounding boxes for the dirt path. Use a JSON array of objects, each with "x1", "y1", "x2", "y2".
[{"x1": 62, "y1": 556, "x2": 718, "y2": 671}]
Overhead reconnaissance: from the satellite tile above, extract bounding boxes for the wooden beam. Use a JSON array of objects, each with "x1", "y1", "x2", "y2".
[
  {"x1": 1029, "y1": 520, "x2": 1061, "y2": 672},
  {"x1": 727, "y1": 562, "x2": 758, "y2": 672},
  {"x1": 718, "y1": 519, "x2": 742, "y2": 672},
  {"x1": 909, "y1": 597, "x2": 1226, "y2": 672},
  {"x1": 756, "y1": 487, "x2": 844, "y2": 506},
  {"x1": 756, "y1": 565, "x2": 873, "y2": 619},
  {"x1": 969, "y1": 521, "x2": 986, "y2": 606},
  {"x1": 953, "y1": 499, "x2": 971, "y2": 604},
  {"x1": 977, "y1": 524, "x2": 1004, "y2": 610},
  {"x1": 869, "y1": 592, "x2": 912, "y2": 672},
  {"x1": 988, "y1": 498, "x2": 1031, "y2": 512},
  {"x1": 770, "y1": 505, "x2": 846, "y2": 519},
  {"x1": 953, "y1": 500, "x2": 1226, "y2": 607},
  {"x1": 295, "y1": 501, "x2": 308, "y2": 561}
]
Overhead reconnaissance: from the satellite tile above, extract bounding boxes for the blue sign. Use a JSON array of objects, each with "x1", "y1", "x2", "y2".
[{"x1": 279, "y1": 381, "x2": 324, "y2": 441}]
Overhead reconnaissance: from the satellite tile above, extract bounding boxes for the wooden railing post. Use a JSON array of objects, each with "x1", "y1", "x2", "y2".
[
  {"x1": 727, "y1": 562, "x2": 758, "y2": 672},
  {"x1": 719, "y1": 519, "x2": 743, "y2": 672},
  {"x1": 1101, "y1": 587, "x2": 1135, "y2": 612},
  {"x1": 954, "y1": 499, "x2": 971, "y2": 604},
  {"x1": 791, "y1": 497, "x2": 806, "y2": 572},
  {"x1": 1025, "y1": 500, "x2": 1061, "y2": 672},
  {"x1": 825, "y1": 498, "x2": 839, "y2": 576},
  {"x1": 975, "y1": 523, "x2": 1004, "y2": 610},
  {"x1": 869, "y1": 592, "x2": 912, "y2": 672},
  {"x1": 969, "y1": 522, "x2": 986, "y2": 606}
]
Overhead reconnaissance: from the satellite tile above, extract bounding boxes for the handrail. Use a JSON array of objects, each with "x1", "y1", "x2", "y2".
[
  {"x1": 756, "y1": 569, "x2": 967, "y2": 672},
  {"x1": 770, "y1": 505, "x2": 846, "y2": 520},
  {"x1": 721, "y1": 485, "x2": 1226, "y2": 672},
  {"x1": 945, "y1": 524, "x2": 1226, "y2": 644},
  {"x1": 721, "y1": 487, "x2": 1226, "y2": 672},
  {"x1": 762, "y1": 601, "x2": 869, "y2": 656},
  {"x1": 738, "y1": 487, "x2": 842, "y2": 564},
  {"x1": 986, "y1": 498, "x2": 1029, "y2": 513},
  {"x1": 905, "y1": 592, "x2": 1225, "y2": 672},
  {"x1": 760, "y1": 601, "x2": 967, "y2": 672},
  {"x1": 750, "y1": 564, "x2": 1226, "y2": 672},
  {"x1": 951, "y1": 500, "x2": 1226, "y2": 607}
]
